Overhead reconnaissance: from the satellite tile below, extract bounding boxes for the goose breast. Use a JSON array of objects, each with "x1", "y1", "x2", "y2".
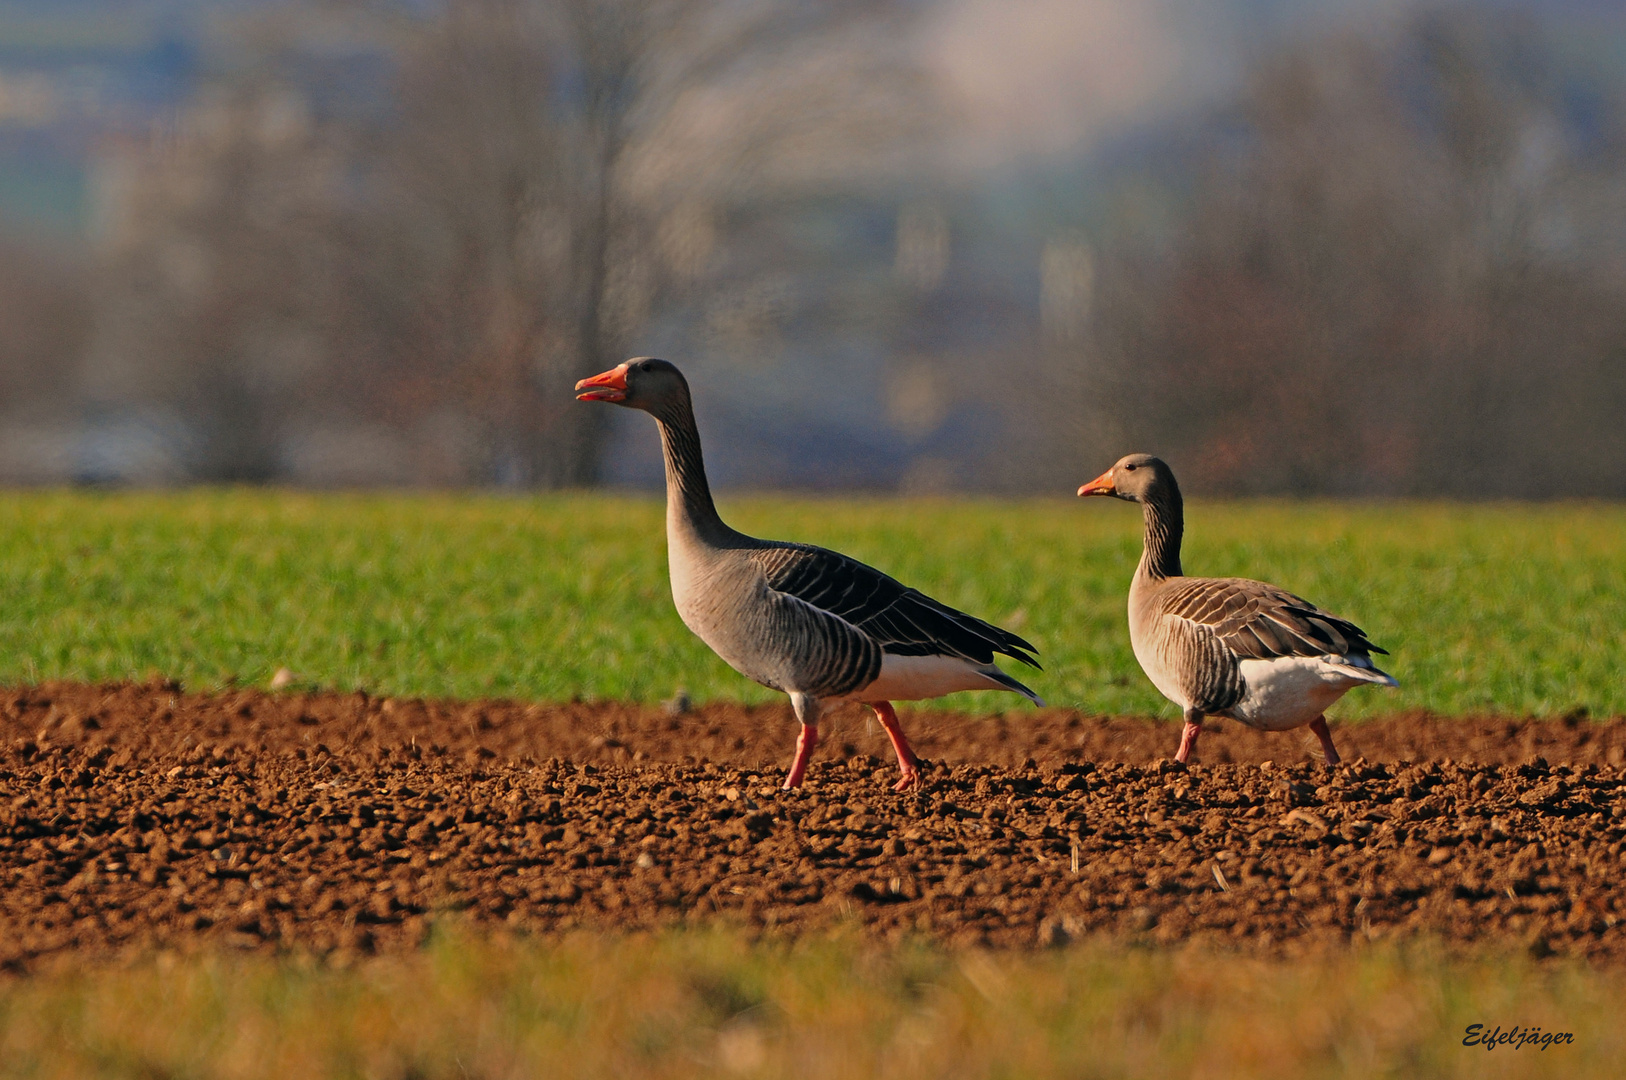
[{"x1": 1128, "y1": 589, "x2": 1244, "y2": 714}]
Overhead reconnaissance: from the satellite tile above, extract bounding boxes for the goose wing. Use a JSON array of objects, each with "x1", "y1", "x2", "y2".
[
  {"x1": 1158, "y1": 577, "x2": 1387, "y2": 662},
  {"x1": 748, "y1": 543, "x2": 1040, "y2": 668}
]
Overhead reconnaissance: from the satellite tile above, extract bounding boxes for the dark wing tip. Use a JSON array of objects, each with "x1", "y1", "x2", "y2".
[
  {"x1": 973, "y1": 622, "x2": 1042, "y2": 669},
  {"x1": 1005, "y1": 647, "x2": 1042, "y2": 670},
  {"x1": 894, "y1": 586, "x2": 1043, "y2": 668},
  {"x1": 1281, "y1": 602, "x2": 1387, "y2": 657},
  {"x1": 1004, "y1": 629, "x2": 1040, "y2": 655}
]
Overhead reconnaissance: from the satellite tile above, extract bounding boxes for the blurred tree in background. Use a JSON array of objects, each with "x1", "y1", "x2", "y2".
[
  {"x1": 80, "y1": 0, "x2": 926, "y2": 485},
  {"x1": 0, "y1": 1, "x2": 1623, "y2": 494},
  {"x1": 1066, "y1": 8, "x2": 1626, "y2": 497},
  {"x1": 0, "y1": 239, "x2": 88, "y2": 481}
]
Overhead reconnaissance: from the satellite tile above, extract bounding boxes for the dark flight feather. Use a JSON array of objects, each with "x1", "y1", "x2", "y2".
[{"x1": 748, "y1": 543, "x2": 1040, "y2": 669}]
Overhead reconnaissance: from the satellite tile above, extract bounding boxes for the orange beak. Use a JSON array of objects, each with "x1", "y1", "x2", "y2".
[
  {"x1": 1077, "y1": 469, "x2": 1116, "y2": 497},
  {"x1": 574, "y1": 364, "x2": 629, "y2": 402}
]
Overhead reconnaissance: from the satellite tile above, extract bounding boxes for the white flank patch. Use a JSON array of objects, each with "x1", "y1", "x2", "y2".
[
  {"x1": 847, "y1": 653, "x2": 1012, "y2": 702},
  {"x1": 1228, "y1": 656, "x2": 1393, "y2": 732}
]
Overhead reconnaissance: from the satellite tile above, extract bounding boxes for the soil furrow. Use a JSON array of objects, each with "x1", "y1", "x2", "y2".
[{"x1": 0, "y1": 682, "x2": 1622, "y2": 969}]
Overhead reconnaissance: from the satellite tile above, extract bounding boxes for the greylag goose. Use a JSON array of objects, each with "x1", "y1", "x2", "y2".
[
  {"x1": 576, "y1": 358, "x2": 1042, "y2": 790},
  {"x1": 1077, "y1": 453, "x2": 1395, "y2": 765}
]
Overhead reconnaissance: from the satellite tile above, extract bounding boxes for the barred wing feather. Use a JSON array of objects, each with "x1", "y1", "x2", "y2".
[
  {"x1": 1158, "y1": 577, "x2": 1387, "y2": 662},
  {"x1": 749, "y1": 544, "x2": 1040, "y2": 668}
]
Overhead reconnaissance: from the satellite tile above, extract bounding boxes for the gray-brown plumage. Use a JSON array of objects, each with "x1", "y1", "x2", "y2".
[
  {"x1": 576, "y1": 357, "x2": 1040, "y2": 789},
  {"x1": 1078, "y1": 453, "x2": 1395, "y2": 764}
]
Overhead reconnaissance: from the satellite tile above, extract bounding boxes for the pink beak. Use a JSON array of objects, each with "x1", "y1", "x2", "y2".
[
  {"x1": 1077, "y1": 469, "x2": 1116, "y2": 497},
  {"x1": 575, "y1": 364, "x2": 629, "y2": 402}
]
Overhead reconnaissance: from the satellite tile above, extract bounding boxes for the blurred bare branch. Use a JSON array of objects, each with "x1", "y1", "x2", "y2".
[
  {"x1": 85, "y1": 0, "x2": 929, "y2": 486},
  {"x1": 15, "y1": 1, "x2": 1626, "y2": 495},
  {"x1": 1063, "y1": 8, "x2": 1626, "y2": 496}
]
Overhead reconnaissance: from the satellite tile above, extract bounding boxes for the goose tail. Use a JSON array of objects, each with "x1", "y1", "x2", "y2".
[{"x1": 1327, "y1": 655, "x2": 1399, "y2": 688}]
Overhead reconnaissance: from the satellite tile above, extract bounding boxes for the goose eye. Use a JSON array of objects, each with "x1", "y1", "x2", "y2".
[{"x1": 1125, "y1": 464, "x2": 1137, "y2": 471}]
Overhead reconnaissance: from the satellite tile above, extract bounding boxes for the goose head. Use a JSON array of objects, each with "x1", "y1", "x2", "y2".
[
  {"x1": 575, "y1": 357, "x2": 690, "y2": 412},
  {"x1": 1077, "y1": 453, "x2": 1178, "y2": 503}
]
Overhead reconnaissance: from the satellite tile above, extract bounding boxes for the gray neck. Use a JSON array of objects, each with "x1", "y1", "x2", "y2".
[
  {"x1": 652, "y1": 397, "x2": 736, "y2": 546},
  {"x1": 1139, "y1": 487, "x2": 1183, "y2": 581}
]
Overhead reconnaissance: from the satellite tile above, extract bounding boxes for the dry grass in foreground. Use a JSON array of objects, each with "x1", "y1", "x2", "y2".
[{"x1": 0, "y1": 930, "x2": 1620, "y2": 1079}]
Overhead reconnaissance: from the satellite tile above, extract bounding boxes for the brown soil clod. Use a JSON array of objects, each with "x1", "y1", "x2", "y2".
[{"x1": 0, "y1": 681, "x2": 1624, "y2": 969}]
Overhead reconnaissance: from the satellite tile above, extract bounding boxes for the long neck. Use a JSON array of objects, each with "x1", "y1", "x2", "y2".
[
  {"x1": 651, "y1": 395, "x2": 734, "y2": 545},
  {"x1": 1138, "y1": 486, "x2": 1183, "y2": 581}
]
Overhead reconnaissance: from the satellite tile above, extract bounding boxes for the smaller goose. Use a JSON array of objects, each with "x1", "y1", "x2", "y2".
[
  {"x1": 1078, "y1": 454, "x2": 1395, "y2": 765},
  {"x1": 576, "y1": 358, "x2": 1042, "y2": 790}
]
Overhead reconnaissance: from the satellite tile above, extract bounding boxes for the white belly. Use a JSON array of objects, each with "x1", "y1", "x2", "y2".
[
  {"x1": 1225, "y1": 657, "x2": 1365, "y2": 731},
  {"x1": 843, "y1": 653, "x2": 1005, "y2": 702}
]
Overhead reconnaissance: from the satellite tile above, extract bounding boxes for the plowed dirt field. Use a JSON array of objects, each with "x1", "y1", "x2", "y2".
[{"x1": 2, "y1": 682, "x2": 1624, "y2": 970}]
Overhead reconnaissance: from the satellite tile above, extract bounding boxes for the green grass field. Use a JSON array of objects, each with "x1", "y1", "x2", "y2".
[
  {"x1": 0, "y1": 489, "x2": 1623, "y2": 717},
  {"x1": 0, "y1": 929, "x2": 1619, "y2": 1079}
]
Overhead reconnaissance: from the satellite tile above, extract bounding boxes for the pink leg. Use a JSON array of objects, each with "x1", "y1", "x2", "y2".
[
  {"x1": 783, "y1": 723, "x2": 818, "y2": 789},
  {"x1": 1175, "y1": 709, "x2": 1202, "y2": 763},
  {"x1": 1309, "y1": 714, "x2": 1341, "y2": 765},
  {"x1": 869, "y1": 701, "x2": 921, "y2": 791}
]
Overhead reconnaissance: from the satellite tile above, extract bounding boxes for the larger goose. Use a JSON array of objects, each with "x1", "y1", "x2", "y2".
[
  {"x1": 576, "y1": 358, "x2": 1042, "y2": 790},
  {"x1": 1077, "y1": 453, "x2": 1395, "y2": 765}
]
